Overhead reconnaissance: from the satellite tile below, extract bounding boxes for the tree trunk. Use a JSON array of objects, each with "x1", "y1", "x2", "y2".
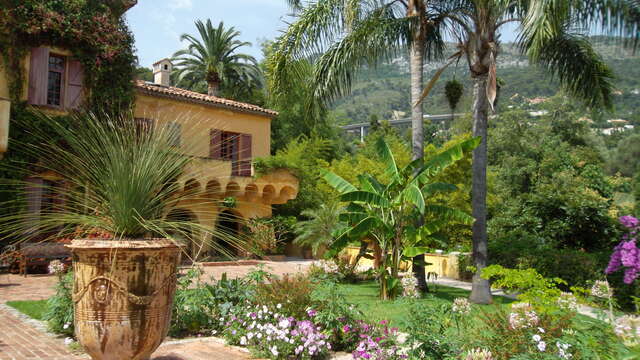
[
  {"x1": 207, "y1": 81, "x2": 220, "y2": 96},
  {"x1": 469, "y1": 75, "x2": 493, "y2": 304},
  {"x1": 349, "y1": 240, "x2": 369, "y2": 273},
  {"x1": 408, "y1": 2, "x2": 427, "y2": 292}
]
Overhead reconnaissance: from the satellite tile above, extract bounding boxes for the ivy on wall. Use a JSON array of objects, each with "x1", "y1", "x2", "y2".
[
  {"x1": 0, "y1": 1, "x2": 137, "y2": 221},
  {"x1": 0, "y1": 0, "x2": 137, "y2": 113}
]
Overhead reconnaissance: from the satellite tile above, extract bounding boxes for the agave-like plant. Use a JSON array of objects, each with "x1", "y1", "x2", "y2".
[
  {"x1": 323, "y1": 136, "x2": 480, "y2": 300},
  {"x1": 0, "y1": 110, "x2": 244, "y2": 256}
]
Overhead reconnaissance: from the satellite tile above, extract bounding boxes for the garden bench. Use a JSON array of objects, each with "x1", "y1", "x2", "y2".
[{"x1": 16, "y1": 242, "x2": 71, "y2": 276}]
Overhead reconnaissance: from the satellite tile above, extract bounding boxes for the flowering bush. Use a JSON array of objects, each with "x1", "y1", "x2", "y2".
[
  {"x1": 465, "y1": 348, "x2": 494, "y2": 360},
  {"x1": 452, "y1": 297, "x2": 471, "y2": 315},
  {"x1": 222, "y1": 303, "x2": 331, "y2": 359},
  {"x1": 556, "y1": 292, "x2": 578, "y2": 312},
  {"x1": 613, "y1": 315, "x2": 640, "y2": 347},
  {"x1": 606, "y1": 215, "x2": 640, "y2": 284},
  {"x1": 508, "y1": 303, "x2": 540, "y2": 330},
  {"x1": 351, "y1": 320, "x2": 407, "y2": 360},
  {"x1": 47, "y1": 259, "x2": 65, "y2": 275},
  {"x1": 400, "y1": 273, "x2": 419, "y2": 298},
  {"x1": 589, "y1": 280, "x2": 613, "y2": 299}
]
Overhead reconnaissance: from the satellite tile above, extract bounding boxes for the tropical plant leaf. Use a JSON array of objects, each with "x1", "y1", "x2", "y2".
[
  {"x1": 341, "y1": 191, "x2": 390, "y2": 207},
  {"x1": 322, "y1": 170, "x2": 357, "y2": 194},
  {"x1": 402, "y1": 183, "x2": 425, "y2": 214},
  {"x1": 425, "y1": 205, "x2": 474, "y2": 225},
  {"x1": 403, "y1": 246, "x2": 430, "y2": 257},
  {"x1": 415, "y1": 136, "x2": 480, "y2": 182},
  {"x1": 375, "y1": 136, "x2": 399, "y2": 180},
  {"x1": 422, "y1": 182, "x2": 458, "y2": 196}
]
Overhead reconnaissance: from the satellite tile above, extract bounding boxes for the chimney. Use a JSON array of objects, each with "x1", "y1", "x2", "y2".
[{"x1": 153, "y1": 58, "x2": 172, "y2": 87}]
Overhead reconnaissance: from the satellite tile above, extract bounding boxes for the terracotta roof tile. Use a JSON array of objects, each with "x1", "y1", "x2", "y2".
[{"x1": 134, "y1": 80, "x2": 277, "y2": 117}]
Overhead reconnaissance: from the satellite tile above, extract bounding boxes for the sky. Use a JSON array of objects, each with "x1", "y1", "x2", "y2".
[
  {"x1": 126, "y1": 0, "x2": 292, "y2": 68},
  {"x1": 126, "y1": 0, "x2": 521, "y2": 69}
]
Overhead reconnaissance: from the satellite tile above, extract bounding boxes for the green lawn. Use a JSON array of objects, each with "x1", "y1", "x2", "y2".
[
  {"x1": 6, "y1": 299, "x2": 48, "y2": 320},
  {"x1": 338, "y1": 281, "x2": 514, "y2": 328}
]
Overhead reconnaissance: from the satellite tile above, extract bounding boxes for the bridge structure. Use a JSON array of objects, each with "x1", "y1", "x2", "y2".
[{"x1": 340, "y1": 113, "x2": 465, "y2": 141}]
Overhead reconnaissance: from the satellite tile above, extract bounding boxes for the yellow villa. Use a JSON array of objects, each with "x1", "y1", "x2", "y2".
[{"x1": 0, "y1": 49, "x2": 299, "y2": 259}]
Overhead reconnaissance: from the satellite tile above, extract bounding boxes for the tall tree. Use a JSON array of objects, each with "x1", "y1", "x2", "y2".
[
  {"x1": 271, "y1": 0, "x2": 447, "y2": 291},
  {"x1": 417, "y1": 0, "x2": 640, "y2": 303},
  {"x1": 172, "y1": 19, "x2": 262, "y2": 97}
]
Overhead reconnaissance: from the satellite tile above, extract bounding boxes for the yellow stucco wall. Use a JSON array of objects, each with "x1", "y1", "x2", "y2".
[{"x1": 134, "y1": 92, "x2": 299, "y2": 257}]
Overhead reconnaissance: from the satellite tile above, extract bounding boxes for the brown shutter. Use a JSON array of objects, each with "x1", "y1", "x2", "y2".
[
  {"x1": 209, "y1": 129, "x2": 222, "y2": 159},
  {"x1": 64, "y1": 59, "x2": 84, "y2": 109},
  {"x1": 28, "y1": 47, "x2": 49, "y2": 105},
  {"x1": 239, "y1": 134, "x2": 252, "y2": 176}
]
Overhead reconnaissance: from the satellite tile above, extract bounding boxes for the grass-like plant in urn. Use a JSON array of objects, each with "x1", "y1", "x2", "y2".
[{"x1": 0, "y1": 110, "x2": 244, "y2": 360}]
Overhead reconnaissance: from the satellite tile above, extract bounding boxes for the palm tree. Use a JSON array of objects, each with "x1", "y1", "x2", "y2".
[
  {"x1": 271, "y1": 0, "x2": 449, "y2": 291},
  {"x1": 416, "y1": 0, "x2": 640, "y2": 304},
  {"x1": 293, "y1": 202, "x2": 345, "y2": 257},
  {"x1": 172, "y1": 19, "x2": 262, "y2": 97}
]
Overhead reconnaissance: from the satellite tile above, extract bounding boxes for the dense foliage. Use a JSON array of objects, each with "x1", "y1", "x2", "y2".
[{"x1": 0, "y1": 0, "x2": 136, "y2": 113}]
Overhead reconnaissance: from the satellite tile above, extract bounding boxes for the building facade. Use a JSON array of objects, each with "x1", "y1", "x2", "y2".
[{"x1": 0, "y1": 48, "x2": 298, "y2": 258}]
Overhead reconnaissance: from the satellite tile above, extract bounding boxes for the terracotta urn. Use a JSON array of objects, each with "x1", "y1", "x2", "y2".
[{"x1": 67, "y1": 239, "x2": 181, "y2": 360}]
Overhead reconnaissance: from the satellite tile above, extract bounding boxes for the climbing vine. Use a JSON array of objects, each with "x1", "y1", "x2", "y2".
[
  {"x1": 0, "y1": 1, "x2": 137, "y2": 220},
  {"x1": 0, "y1": 0, "x2": 136, "y2": 113}
]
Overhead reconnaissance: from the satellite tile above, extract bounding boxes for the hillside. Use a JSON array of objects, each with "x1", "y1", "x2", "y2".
[{"x1": 330, "y1": 37, "x2": 640, "y2": 125}]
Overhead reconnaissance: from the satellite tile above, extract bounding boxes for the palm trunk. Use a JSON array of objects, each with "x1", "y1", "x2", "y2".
[
  {"x1": 207, "y1": 81, "x2": 220, "y2": 96},
  {"x1": 469, "y1": 75, "x2": 493, "y2": 304},
  {"x1": 408, "y1": 0, "x2": 428, "y2": 292},
  {"x1": 349, "y1": 240, "x2": 369, "y2": 273}
]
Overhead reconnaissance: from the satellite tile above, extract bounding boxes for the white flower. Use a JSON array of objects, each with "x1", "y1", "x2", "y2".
[
  {"x1": 538, "y1": 327, "x2": 545, "y2": 333},
  {"x1": 452, "y1": 297, "x2": 471, "y2": 315},
  {"x1": 590, "y1": 280, "x2": 612, "y2": 299},
  {"x1": 537, "y1": 341, "x2": 546, "y2": 352},
  {"x1": 240, "y1": 336, "x2": 247, "y2": 345},
  {"x1": 63, "y1": 323, "x2": 70, "y2": 330},
  {"x1": 532, "y1": 334, "x2": 541, "y2": 342},
  {"x1": 465, "y1": 348, "x2": 493, "y2": 360},
  {"x1": 270, "y1": 346, "x2": 278, "y2": 356},
  {"x1": 64, "y1": 337, "x2": 73, "y2": 345},
  {"x1": 276, "y1": 303, "x2": 282, "y2": 309}
]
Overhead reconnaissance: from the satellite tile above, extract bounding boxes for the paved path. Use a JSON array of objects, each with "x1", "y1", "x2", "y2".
[{"x1": 0, "y1": 260, "x2": 313, "y2": 360}]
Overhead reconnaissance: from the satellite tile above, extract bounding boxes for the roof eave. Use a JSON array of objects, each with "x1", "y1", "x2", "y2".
[{"x1": 135, "y1": 87, "x2": 278, "y2": 118}]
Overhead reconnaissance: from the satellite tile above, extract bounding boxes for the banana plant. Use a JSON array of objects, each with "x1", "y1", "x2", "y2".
[{"x1": 323, "y1": 136, "x2": 480, "y2": 300}]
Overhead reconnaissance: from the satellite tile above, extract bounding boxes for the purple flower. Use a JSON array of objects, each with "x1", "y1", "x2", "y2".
[
  {"x1": 307, "y1": 309, "x2": 317, "y2": 317},
  {"x1": 620, "y1": 216, "x2": 639, "y2": 229},
  {"x1": 343, "y1": 325, "x2": 351, "y2": 333}
]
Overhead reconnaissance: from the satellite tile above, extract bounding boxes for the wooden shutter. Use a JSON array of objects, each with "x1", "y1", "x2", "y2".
[
  {"x1": 239, "y1": 134, "x2": 252, "y2": 176},
  {"x1": 64, "y1": 59, "x2": 84, "y2": 109},
  {"x1": 28, "y1": 47, "x2": 49, "y2": 105},
  {"x1": 209, "y1": 129, "x2": 222, "y2": 159}
]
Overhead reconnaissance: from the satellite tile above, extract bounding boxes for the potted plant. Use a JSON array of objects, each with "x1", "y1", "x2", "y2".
[{"x1": 1, "y1": 111, "x2": 240, "y2": 359}]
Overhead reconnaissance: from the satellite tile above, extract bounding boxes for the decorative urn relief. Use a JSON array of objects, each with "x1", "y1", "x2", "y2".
[{"x1": 67, "y1": 239, "x2": 181, "y2": 360}]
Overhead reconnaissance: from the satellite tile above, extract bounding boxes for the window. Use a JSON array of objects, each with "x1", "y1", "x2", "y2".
[
  {"x1": 166, "y1": 122, "x2": 181, "y2": 147},
  {"x1": 220, "y1": 131, "x2": 238, "y2": 161},
  {"x1": 210, "y1": 130, "x2": 252, "y2": 177},
  {"x1": 28, "y1": 47, "x2": 84, "y2": 109},
  {"x1": 47, "y1": 55, "x2": 65, "y2": 106}
]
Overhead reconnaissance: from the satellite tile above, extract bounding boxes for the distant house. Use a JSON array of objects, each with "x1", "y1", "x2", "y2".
[{"x1": 0, "y1": 49, "x2": 299, "y2": 258}]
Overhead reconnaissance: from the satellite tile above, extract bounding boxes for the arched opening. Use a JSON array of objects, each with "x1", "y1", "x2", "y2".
[
  {"x1": 214, "y1": 210, "x2": 242, "y2": 259},
  {"x1": 262, "y1": 184, "x2": 275, "y2": 201},
  {"x1": 165, "y1": 208, "x2": 199, "y2": 263},
  {"x1": 279, "y1": 186, "x2": 297, "y2": 201},
  {"x1": 205, "y1": 179, "x2": 222, "y2": 198},
  {"x1": 245, "y1": 183, "x2": 259, "y2": 199},
  {"x1": 183, "y1": 178, "x2": 201, "y2": 195},
  {"x1": 225, "y1": 181, "x2": 241, "y2": 197}
]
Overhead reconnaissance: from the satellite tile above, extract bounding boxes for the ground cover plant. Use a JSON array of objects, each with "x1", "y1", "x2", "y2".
[{"x1": 8, "y1": 259, "x2": 640, "y2": 360}]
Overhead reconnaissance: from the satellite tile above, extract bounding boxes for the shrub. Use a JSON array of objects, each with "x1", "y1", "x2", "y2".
[
  {"x1": 170, "y1": 268, "x2": 218, "y2": 337},
  {"x1": 404, "y1": 301, "x2": 463, "y2": 359},
  {"x1": 43, "y1": 271, "x2": 74, "y2": 337},
  {"x1": 309, "y1": 279, "x2": 362, "y2": 350},
  {"x1": 254, "y1": 274, "x2": 314, "y2": 319}
]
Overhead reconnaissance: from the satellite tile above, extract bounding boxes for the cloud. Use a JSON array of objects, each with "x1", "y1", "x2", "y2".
[{"x1": 168, "y1": 0, "x2": 193, "y2": 10}]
